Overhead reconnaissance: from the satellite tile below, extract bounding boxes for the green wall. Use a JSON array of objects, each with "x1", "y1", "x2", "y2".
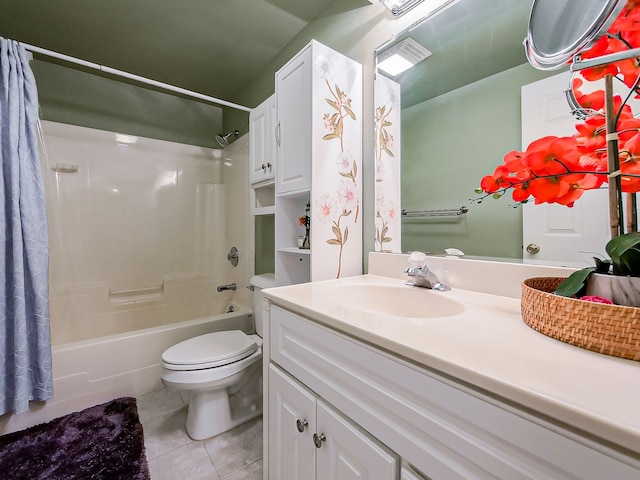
[
  {"x1": 32, "y1": 59, "x2": 226, "y2": 148},
  {"x1": 401, "y1": 63, "x2": 553, "y2": 258}
]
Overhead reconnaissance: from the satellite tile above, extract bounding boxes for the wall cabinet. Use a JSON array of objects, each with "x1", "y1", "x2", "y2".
[
  {"x1": 250, "y1": 94, "x2": 276, "y2": 185},
  {"x1": 269, "y1": 364, "x2": 398, "y2": 480},
  {"x1": 265, "y1": 303, "x2": 640, "y2": 480},
  {"x1": 250, "y1": 94, "x2": 276, "y2": 215},
  {"x1": 274, "y1": 40, "x2": 362, "y2": 285}
]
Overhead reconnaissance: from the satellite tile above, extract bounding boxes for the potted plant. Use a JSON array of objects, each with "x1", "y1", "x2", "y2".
[{"x1": 554, "y1": 232, "x2": 640, "y2": 306}]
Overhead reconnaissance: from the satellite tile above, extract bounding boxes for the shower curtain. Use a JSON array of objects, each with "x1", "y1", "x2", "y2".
[{"x1": 0, "y1": 37, "x2": 53, "y2": 415}]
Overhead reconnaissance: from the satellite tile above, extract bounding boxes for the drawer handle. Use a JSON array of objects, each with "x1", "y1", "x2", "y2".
[
  {"x1": 296, "y1": 419, "x2": 308, "y2": 433},
  {"x1": 313, "y1": 433, "x2": 326, "y2": 448}
]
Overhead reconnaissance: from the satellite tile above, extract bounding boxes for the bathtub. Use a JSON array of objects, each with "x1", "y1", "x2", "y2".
[{"x1": 0, "y1": 309, "x2": 254, "y2": 435}]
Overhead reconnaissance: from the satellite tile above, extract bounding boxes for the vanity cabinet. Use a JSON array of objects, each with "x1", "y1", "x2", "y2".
[
  {"x1": 265, "y1": 303, "x2": 640, "y2": 480},
  {"x1": 269, "y1": 364, "x2": 398, "y2": 480},
  {"x1": 274, "y1": 40, "x2": 362, "y2": 285}
]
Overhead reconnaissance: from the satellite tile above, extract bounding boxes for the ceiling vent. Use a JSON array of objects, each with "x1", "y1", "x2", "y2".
[{"x1": 377, "y1": 37, "x2": 432, "y2": 76}]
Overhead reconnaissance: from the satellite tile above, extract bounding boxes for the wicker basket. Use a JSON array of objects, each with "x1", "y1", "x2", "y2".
[{"x1": 521, "y1": 277, "x2": 640, "y2": 362}]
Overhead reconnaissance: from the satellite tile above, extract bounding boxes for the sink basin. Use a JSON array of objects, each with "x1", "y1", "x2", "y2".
[{"x1": 331, "y1": 284, "x2": 465, "y2": 318}]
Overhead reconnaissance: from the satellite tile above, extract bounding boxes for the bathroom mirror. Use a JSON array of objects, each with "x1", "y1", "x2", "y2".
[{"x1": 373, "y1": 0, "x2": 605, "y2": 262}]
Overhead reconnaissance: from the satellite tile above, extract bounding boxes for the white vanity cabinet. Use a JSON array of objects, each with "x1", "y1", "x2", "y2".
[
  {"x1": 265, "y1": 303, "x2": 640, "y2": 480},
  {"x1": 269, "y1": 364, "x2": 398, "y2": 480}
]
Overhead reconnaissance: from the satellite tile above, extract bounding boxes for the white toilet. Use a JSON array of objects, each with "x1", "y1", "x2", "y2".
[{"x1": 161, "y1": 273, "x2": 275, "y2": 440}]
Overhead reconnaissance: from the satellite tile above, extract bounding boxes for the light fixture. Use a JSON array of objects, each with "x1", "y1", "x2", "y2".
[
  {"x1": 379, "y1": 0, "x2": 455, "y2": 18},
  {"x1": 377, "y1": 37, "x2": 432, "y2": 76},
  {"x1": 115, "y1": 133, "x2": 137, "y2": 145},
  {"x1": 379, "y1": 0, "x2": 424, "y2": 16}
]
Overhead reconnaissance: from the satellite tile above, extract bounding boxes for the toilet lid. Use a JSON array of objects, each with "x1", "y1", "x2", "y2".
[{"x1": 162, "y1": 330, "x2": 257, "y2": 370}]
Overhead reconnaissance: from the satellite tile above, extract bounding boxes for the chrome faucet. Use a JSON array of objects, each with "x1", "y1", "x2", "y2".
[
  {"x1": 216, "y1": 283, "x2": 237, "y2": 292},
  {"x1": 404, "y1": 252, "x2": 446, "y2": 291}
]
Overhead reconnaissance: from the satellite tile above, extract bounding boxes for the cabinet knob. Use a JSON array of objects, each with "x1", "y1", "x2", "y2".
[
  {"x1": 261, "y1": 163, "x2": 267, "y2": 171},
  {"x1": 313, "y1": 433, "x2": 326, "y2": 448},
  {"x1": 267, "y1": 162, "x2": 272, "y2": 169},
  {"x1": 296, "y1": 418, "x2": 308, "y2": 433},
  {"x1": 526, "y1": 243, "x2": 540, "y2": 254}
]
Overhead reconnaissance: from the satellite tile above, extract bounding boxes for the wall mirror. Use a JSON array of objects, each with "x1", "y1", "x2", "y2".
[{"x1": 373, "y1": 0, "x2": 618, "y2": 264}]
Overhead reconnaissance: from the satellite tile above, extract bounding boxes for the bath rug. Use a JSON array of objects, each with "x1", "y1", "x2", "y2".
[{"x1": 0, "y1": 396, "x2": 150, "y2": 479}]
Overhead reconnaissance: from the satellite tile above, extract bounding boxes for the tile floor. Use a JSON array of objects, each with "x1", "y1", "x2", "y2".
[{"x1": 137, "y1": 388, "x2": 263, "y2": 480}]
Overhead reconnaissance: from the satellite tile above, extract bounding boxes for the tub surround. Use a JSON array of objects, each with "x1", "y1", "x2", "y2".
[{"x1": 262, "y1": 252, "x2": 640, "y2": 463}]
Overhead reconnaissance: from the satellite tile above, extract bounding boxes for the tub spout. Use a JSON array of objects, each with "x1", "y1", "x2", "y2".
[{"x1": 217, "y1": 283, "x2": 237, "y2": 292}]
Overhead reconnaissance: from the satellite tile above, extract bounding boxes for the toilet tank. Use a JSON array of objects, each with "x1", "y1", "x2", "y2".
[{"x1": 250, "y1": 273, "x2": 275, "y2": 337}]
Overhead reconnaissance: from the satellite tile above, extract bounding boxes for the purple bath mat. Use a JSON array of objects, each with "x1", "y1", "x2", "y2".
[{"x1": 0, "y1": 396, "x2": 150, "y2": 479}]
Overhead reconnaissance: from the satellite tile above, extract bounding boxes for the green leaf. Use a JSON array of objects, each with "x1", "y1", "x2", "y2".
[
  {"x1": 554, "y1": 267, "x2": 596, "y2": 297},
  {"x1": 606, "y1": 232, "x2": 640, "y2": 276}
]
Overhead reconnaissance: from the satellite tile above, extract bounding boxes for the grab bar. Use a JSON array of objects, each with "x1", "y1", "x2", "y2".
[{"x1": 401, "y1": 206, "x2": 468, "y2": 218}]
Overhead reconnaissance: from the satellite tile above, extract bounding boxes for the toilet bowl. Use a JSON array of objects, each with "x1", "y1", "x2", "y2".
[{"x1": 160, "y1": 273, "x2": 275, "y2": 440}]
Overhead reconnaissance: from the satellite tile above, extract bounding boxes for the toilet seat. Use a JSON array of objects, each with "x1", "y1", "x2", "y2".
[{"x1": 162, "y1": 330, "x2": 257, "y2": 371}]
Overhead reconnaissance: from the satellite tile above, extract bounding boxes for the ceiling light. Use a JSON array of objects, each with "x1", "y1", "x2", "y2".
[
  {"x1": 379, "y1": 0, "x2": 454, "y2": 18},
  {"x1": 115, "y1": 133, "x2": 137, "y2": 145},
  {"x1": 377, "y1": 37, "x2": 432, "y2": 76}
]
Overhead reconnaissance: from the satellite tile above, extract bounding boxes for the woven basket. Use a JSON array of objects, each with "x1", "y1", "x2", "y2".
[{"x1": 521, "y1": 277, "x2": 640, "y2": 362}]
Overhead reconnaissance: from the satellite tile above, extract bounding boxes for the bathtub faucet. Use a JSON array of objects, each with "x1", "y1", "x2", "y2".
[{"x1": 216, "y1": 283, "x2": 237, "y2": 292}]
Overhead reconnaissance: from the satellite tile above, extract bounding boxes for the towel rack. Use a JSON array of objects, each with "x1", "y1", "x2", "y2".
[{"x1": 401, "y1": 206, "x2": 468, "y2": 218}]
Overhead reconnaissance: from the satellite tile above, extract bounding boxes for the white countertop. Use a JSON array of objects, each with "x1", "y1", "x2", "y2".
[{"x1": 263, "y1": 273, "x2": 640, "y2": 454}]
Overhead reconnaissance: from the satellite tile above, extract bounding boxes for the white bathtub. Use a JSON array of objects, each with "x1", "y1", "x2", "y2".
[{"x1": 0, "y1": 309, "x2": 254, "y2": 435}]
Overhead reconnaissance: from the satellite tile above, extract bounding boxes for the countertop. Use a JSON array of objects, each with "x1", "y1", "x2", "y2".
[{"x1": 263, "y1": 273, "x2": 640, "y2": 455}]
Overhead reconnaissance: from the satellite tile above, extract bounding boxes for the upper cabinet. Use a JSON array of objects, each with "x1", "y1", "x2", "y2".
[
  {"x1": 274, "y1": 40, "x2": 363, "y2": 285},
  {"x1": 275, "y1": 47, "x2": 312, "y2": 195},
  {"x1": 250, "y1": 94, "x2": 277, "y2": 185},
  {"x1": 250, "y1": 94, "x2": 276, "y2": 215}
]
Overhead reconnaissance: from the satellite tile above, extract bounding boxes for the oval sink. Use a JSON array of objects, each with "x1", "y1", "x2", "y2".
[{"x1": 331, "y1": 284, "x2": 465, "y2": 318}]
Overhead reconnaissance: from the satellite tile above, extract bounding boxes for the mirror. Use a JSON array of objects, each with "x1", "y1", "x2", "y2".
[{"x1": 374, "y1": 0, "x2": 570, "y2": 261}]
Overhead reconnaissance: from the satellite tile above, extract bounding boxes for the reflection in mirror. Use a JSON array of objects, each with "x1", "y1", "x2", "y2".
[{"x1": 374, "y1": 0, "x2": 568, "y2": 261}]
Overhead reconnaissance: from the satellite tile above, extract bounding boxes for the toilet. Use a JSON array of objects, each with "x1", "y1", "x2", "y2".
[{"x1": 161, "y1": 273, "x2": 275, "y2": 440}]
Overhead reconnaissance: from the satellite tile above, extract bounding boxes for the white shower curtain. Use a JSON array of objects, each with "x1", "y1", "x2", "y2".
[{"x1": 0, "y1": 37, "x2": 53, "y2": 415}]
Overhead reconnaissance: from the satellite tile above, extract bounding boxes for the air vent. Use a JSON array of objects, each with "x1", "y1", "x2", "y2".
[{"x1": 377, "y1": 37, "x2": 432, "y2": 76}]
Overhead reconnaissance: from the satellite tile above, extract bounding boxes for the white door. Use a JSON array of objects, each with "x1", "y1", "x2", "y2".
[
  {"x1": 316, "y1": 400, "x2": 398, "y2": 480},
  {"x1": 268, "y1": 364, "x2": 316, "y2": 480},
  {"x1": 521, "y1": 72, "x2": 608, "y2": 267}
]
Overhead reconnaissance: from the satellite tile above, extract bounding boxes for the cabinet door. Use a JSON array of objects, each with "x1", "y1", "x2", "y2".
[
  {"x1": 249, "y1": 95, "x2": 275, "y2": 184},
  {"x1": 316, "y1": 400, "x2": 398, "y2": 480},
  {"x1": 401, "y1": 466, "x2": 429, "y2": 480},
  {"x1": 268, "y1": 364, "x2": 316, "y2": 480},
  {"x1": 275, "y1": 46, "x2": 312, "y2": 194}
]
